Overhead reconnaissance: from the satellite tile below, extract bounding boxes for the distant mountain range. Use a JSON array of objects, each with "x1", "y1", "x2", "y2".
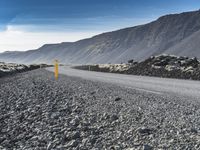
[{"x1": 0, "y1": 10, "x2": 200, "y2": 64}]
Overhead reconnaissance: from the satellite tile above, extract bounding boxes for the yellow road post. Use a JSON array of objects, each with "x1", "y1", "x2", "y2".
[{"x1": 54, "y1": 60, "x2": 59, "y2": 80}]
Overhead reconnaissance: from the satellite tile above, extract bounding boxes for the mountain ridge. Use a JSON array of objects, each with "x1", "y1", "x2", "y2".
[{"x1": 0, "y1": 10, "x2": 200, "y2": 64}]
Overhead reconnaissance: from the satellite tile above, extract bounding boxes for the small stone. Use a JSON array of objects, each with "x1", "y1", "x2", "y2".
[
  {"x1": 138, "y1": 127, "x2": 154, "y2": 135},
  {"x1": 169, "y1": 139, "x2": 174, "y2": 143},
  {"x1": 88, "y1": 136, "x2": 97, "y2": 145},
  {"x1": 67, "y1": 140, "x2": 79, "y2": 147},
  {"x1": 70, "y1": 116, "x2": 80, "y2": 127},
  {"x1": 50, "y1": 112, "x2": 60, "y2": 119},
  {"x1": 90, "y1": 91, "x2": 96, "y2": 95},
  {"x1": 115, "y1": 97, "x2": 121, "y2": 101},
  {"x1": 71, "y1": 131, "x2": 81, "y2": 139},
  {"x1": 143, "y1": 144, "x2": 153, "y2": 150},
  {"x1": 47, "y1": 142, "x2": 53, "y2": 150},
  {"x1": 110, "y1": 145, "x2": 121, "y2": 150},
  {"x1": 191, "y1": 128, "x2": 198, "y2": 134},
  {"x1": 111, "y1": 114, "x2": 119, "y2": 121}
]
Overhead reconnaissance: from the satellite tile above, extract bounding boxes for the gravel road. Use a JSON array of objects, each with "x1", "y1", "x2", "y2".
[
  {"x1": 0, "y1": 69, "x2": 200, "y2": 149},
  {"x1": 48, "y1": 66, "x2": 200, "y2": 99}
]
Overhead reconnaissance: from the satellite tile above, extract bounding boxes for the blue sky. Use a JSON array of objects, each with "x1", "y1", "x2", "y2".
[{"x1": 0, "y1": 0, "x2": 200, "y2": 52}]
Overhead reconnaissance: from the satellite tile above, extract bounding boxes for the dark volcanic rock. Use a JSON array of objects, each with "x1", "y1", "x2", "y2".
[
  {"x1": 0, "y1": 62, "x2": 51, "y2": 78},
  {"x1": 126, "y1": 54, "x2": 200, "y2": 80},
  {"x1": 75, "y1": 54, "x2": 200, "y2": 81},
  {"x1": 115, "y1": 97, "x2": 121, "y2": 101},
  {"x1": 138, "y1": 127, "x2": 154, "y2": 135}
]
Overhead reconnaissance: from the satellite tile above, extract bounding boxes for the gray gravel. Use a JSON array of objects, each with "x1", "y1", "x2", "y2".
[{"x1": 0, "y1": 69, "x2": 200, "y2": 149}]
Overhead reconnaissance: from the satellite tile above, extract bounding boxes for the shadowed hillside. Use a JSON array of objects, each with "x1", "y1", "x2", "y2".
[{"x1": 0, "y1": 10, "x2": 200, "y2": 64}]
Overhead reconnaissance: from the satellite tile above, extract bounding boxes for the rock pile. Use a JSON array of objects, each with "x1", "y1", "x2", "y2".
[
  {"x1": 75, "y1": 54, "x2": 200, "y2": 80},
  {"x1": 127, "y1": 54, "x2": 200, "y2": 80},
  {"x1": 74, "y1": 64, "x2": 131, "y2": 73},
  {"x1": 0, "y1": 62, "x2": 51, "y2": 77}
]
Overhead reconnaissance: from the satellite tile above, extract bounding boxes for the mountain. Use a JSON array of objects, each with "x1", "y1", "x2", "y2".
[{"x1": 0, "y1": 10, "x2": 200, "y2": 64}]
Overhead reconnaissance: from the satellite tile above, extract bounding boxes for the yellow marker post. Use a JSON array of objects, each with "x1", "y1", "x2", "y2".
[{"x1": 54, "y1": 60, "x2": 59, "y2": 80}]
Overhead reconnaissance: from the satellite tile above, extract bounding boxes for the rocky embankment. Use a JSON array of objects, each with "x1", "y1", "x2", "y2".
[
  {"x1": 0, "y1": 62, "x2": 51, "y2": 77},
  {"x1": 74, "y1": 54, "x2": 200, "y2": 80},
  {"x1": 74, "y1": 64, "x2": 132, "y2": 73},
  {"x1": 0, "y1": 69, "x2": 200, "y2": 149}
]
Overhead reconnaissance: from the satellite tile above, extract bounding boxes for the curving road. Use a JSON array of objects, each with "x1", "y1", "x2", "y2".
[{"x1": 47, "y1": 66, "x2": 200, "y2": 99}]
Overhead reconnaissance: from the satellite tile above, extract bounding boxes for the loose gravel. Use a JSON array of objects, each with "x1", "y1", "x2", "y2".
[{"x1": 0, "y1": 69, "x2": 200, "y2": 150}]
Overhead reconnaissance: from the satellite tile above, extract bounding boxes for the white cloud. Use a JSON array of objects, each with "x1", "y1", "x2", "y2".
[
  {"x1": 0, "y1": 16, "x2": 155, "y2": 53},
  {"x1": 0, "y1": 25, "x2": 102, "y2": 52}
]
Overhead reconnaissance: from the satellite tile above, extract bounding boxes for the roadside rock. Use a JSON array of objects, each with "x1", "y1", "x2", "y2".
[
  {"x1": 74, "y1": 54, "x2": 200, "y2": 81},
  {"x1": 138, "y1": 127, "x2": 154, "y2": 135},
  {"x1": 143, "y1": 144, "x2": 153, "y2": 150},
  {"x1": 0, "y1": 62, "x2": 51, "y2": 78},
  {"x1": 115, "y1": 97, "x2": 121, "y2": 101}
]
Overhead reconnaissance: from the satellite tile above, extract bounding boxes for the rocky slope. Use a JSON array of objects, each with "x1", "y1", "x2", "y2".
[
  {"x1": 74, "y1": 64, "x2": 132, "y2": 73},
  {"x1": 0, "y1": 69, "x2": 200, "y2": 149},
  {"x1": 126, "y1": 54, "x2": 200, "y2": 80},
  {"x1": 0, "y1": 62, "x2": 50, "y2": 77},
  {"x1": 0, "y1": 10, "x2": 200, "y2": 64},
  {"x1": 74, "y1": 54, "x2": 200, "y2": 80}
]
